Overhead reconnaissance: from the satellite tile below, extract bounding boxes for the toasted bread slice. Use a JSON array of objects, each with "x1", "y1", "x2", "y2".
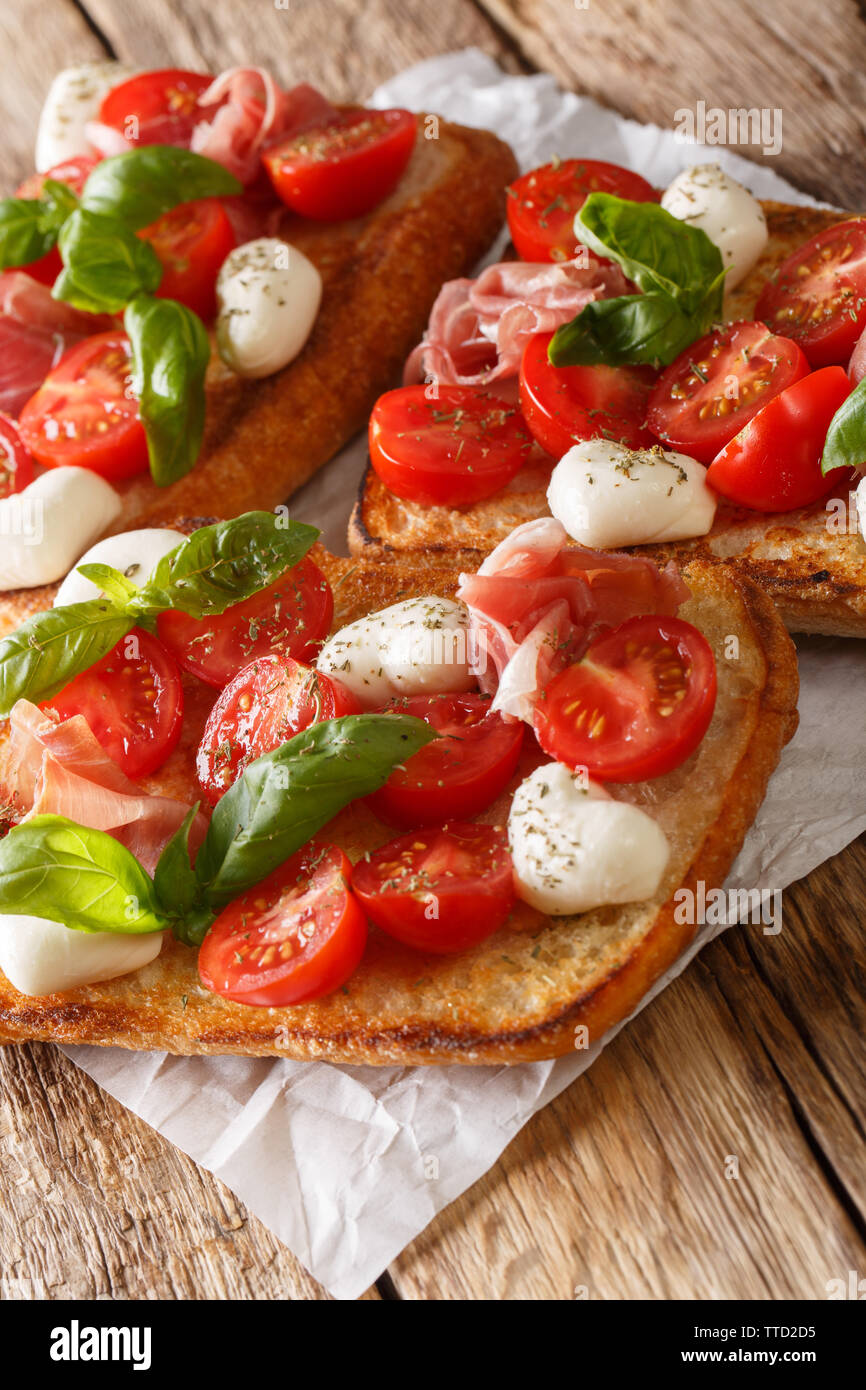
[
  {"x1": 0, "y1": 545, "x2": 797, "y2": 1064},
  {"x1": 350, "y1": 201, "x2": 866, "y2": 637},
  {"x1": 101, "y1": 115, "x2": 516, "y2": 530}
]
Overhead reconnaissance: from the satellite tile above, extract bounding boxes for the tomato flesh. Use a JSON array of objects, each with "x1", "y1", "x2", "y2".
[
  {"x1": 139, "y1": 197, "x2": 235, "y2": 319},
  {"x1": 157, "y1": 556, "x2": 334, "y2": 688},
  {"x1": 755, "y1": 219, "x2": 866, "y2": 368},
  {"x1": 645, "y1": 321, "x2": 810, "y2": 464},
  {"x1": 507, "y1": 158, "x2": 658, "y2": 263},
  {"x1": 42, "y1": 628, "x2": 183, "y2": 779},
  {"x1": 520, "y1": 330, "x2": 656, "y2": 456},
  {"x1": 369, "y1": 385, "x2": 533, "y2": 506},
  {"x1": 368, "y1": 693, "x2": 524, "y2": 829},
  {"x1": 534, "y1": 614, "x2": 717, "y2": 782},
  {"x1": 352, "y1": 822, "x2": 514, "y2": 953},
  {"x1": 15, "y1": 157, "x2": 99, "y2": 286},
  {"x1": 0, "y1": 413, "x2": 35, "y2": 498},
  {"x1": 18, "y1": 332, "x2": 149, "y2": 479},
  {"x1": 196, "y1": 654, "x2": 361, "y2": 805},
  {"x1": 706, "y1": 365, "x2": 852, "y2": 512},
  {"x1": 199, "y1": 842, "x2": 367, "y2": 1005},
  {"x1": 99, "y1": 69, "x2": 216, "y2": 147},
  {"x1": 263, "y1": 108, "x2": 417, "y2": 221}
]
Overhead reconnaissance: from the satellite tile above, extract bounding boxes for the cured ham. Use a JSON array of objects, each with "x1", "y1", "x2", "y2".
[
  {"x1": 457, "y1": 518, "x2": 689, "y2": 722},
  {"x1": 404, "y1": 258, "x2": 629, "y2": 387},
  {"x1": 0, "y1": 272, "x2": 112, "y2": 418},
  {"x1": 191, "y1": 67, "x2": 337, "y2": 185},
  {"x1": 6, "y1": 700, "x2": 207, "y2": 875}
]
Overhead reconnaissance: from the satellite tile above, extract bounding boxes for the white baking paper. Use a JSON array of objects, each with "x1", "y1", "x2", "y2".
[{"x1": 62, "y1": 50, "x2": 866, "y2": 1301}]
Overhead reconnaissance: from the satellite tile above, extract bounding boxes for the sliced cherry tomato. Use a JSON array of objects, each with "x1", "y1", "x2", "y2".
[
  {"x1": 0, "y1": 414, "x2": 35, "y2": 498},
  {"x1": 755, "y1": 219, "x2": 866, "y2": 368},
  {"x1": 507, "y1": 158, "x2": 658, "y2": 263},
  {"x1": 157, "y1": 557, "x2": 333, "y2": 688},
  {"x1": 369, "y1": 385, "x2": 533, "y2": 506},
  {"x1": 368, "y1": 694, "x2": 524, "y2": 829},
  {"x1": 645, "y1": 321, "x2": 810, "y2": 464},
  {"x1": 706, "y1": 366, "x2": 852, "y2": 512},
  {"x1": 199, "y1": 842, "x2": 367, "y2": 1006},
  {"x1": 352, "y1": 822, "x2": 513, "y2": 954},
  {"x1": 15, "y1": 157, "x2": 99, "y2": 286},
  {"x1": 520, "y1": 330, "x2": 656, "y2": 456},
  {"x1": 138, "y1": 197, "x2": 235, "y2": 319},
  {"x1": 262, "y1": 107, "x2": 417, "y2": 221},
  {"x1": 534, "y1": 614, "x2": 717, "y2": 783},
  {"x1": 99, "y1": 69, "x2": 215, "y2": 147},
  {"x1": 42, "y1": 629, "x2": 183, "y2": 779},
  {"x1": 18, "y1": 332, "x2": 148, "y2": 479},
  {"x1": 196, "y1": 654, "x2": 361, "y2": 805}
]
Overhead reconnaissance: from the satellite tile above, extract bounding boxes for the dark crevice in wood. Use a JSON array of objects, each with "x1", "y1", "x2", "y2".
[
  {"x1": 470, "y1": 0, "x2": 536, "y2": 73},
  {"x1": 375, "y1": 1268, "x2": 403, "y2": 1299},
  {"x1": 69, "y1": 0, "x2": 117, "y2": 58}
]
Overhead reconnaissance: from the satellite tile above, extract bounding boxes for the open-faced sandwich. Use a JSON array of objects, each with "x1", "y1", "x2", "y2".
[
  {"x1": 0, "y1": 60, "x2": 516, "y2": 583},
  {"x1": 350, "y1": 157, "x2": 866, "y2": 636},
  {"x1": 0, "y1": 510, "x2": 797, "y2": 1063}
]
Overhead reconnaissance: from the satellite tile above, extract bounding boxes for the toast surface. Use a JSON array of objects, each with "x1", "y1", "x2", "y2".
[
  {"x1": 0, "y1": 547, "x2": 798, "y2": 1064},
  {"x1": 350, "y1": 201, "x2": 866, "y2": 637}
]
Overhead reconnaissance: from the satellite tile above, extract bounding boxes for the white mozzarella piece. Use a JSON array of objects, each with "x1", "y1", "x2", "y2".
[
  {"x1": 54, "y1": 527, "x2": 186, "y2": 607},
  {"x1": 216, "y1": 237, "x2": 322, "y2": 378},
  {"x1": 661, "y1": 164, "x2": 768, "y2": 290},
  {"x1": 0, "y1": 468, "x2": 121, "y2": 591},
  {"x1": 547, "y1": 439, "x2": 716, "y2": 549},
  {"x1": 35, "y1": 62, "x2": 139, "y2": 171},
  {"x1": 0, "y1": 915, "x2": 163, "y2": 997},
  {"x1": 508, "y1": 763, "x2": 670, "y2": 916},
  {"x1": 316, "y1": 596, "x2": 476, "y2": 708},
  {"x1": 855, "y1": 476, "x2": 866, "y2": 545}
]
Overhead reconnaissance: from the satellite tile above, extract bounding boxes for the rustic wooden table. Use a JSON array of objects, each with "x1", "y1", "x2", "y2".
[{"x1": 1, "y1": 0, "x2": 865, "y2": 1302}]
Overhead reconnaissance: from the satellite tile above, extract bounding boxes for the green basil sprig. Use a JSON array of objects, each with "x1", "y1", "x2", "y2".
[
  {"x1": 0, "y1": 716, "x2": 436, "y2": 944},
  {"x1": 549, "y1": 192, "x2": 726, "y2": 368},
  {"x1": 821, "y1": 375, "x2": 866, "y2": 475},
  {"x1": 54, "y1": 207, "x2": 163, "y2": 315},
  {"x1": 0, "y1": 513, "x2": 319, "y2": 716},
  {"x1": 124, "y1": 295, "x2": 212, "y2": 486},
  {"x1": 80, "y1": 147, "x2": 242, "y2": 230},
  {"x1": 0, "y1": 178, "x2": 79, "y2": 270}
]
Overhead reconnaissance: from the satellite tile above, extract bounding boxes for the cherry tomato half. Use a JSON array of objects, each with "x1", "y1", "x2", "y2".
[
  {"x1": 199, "y1": 842, "x2": 367, "y2": 1006},
  {"x1": 507, "y1": 158, "x2": 658, "y2": 263},
  {"x1": 196, "y1": 654, "x2": 361, "y2": 805},
  {"x1": 520, "y1": 330, "x2": 656, "y2": 456},
  {"x1": 755, "y1": 219, "x2": 866, "y2": 368},
  {"x1": 15, "y1": 156, "x2": 99, "y2": 286},
  {"x1": 0, "y1": 413, "x2": 35, "y2": 498},
  {"x1": 157, "y1": 556, "x2": 334, "y2": 688},
  {"x1": 18, "y1": 332, "x2": 149, "y2": 479},
  {"x1": 534, "y1": 614, "x2": 717, "y2": 783},
  {"x1": 263, "y1": 108, "x2": 417, "y2": 221},
  {"x1": 369, "y1": 385, "x2": 533, "y2": 506},
  {"x1": 706, "y1": 365, "x2": 852, "y2": 512},
  {"x1": 352, "y1": 822, "x2": 514, "y2": 953},
  {"x1": 98, "y1": 68, "x2": 215, "y2": 147},
  {"x1": 139, "y1": 197, "x2": 235, "y2": 319},
  {"x1": 646, "y1": 321, "x2": 811, "y2": 464},
  {"x1": 42, "y1": 628, "x2": 183, "y2": 779}
]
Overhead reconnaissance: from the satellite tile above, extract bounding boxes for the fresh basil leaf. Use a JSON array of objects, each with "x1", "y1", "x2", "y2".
[
  {"x1": 0, "y1": 180, "x2": 78, "y2": 269},
  {"x1": 123, "y1": 295, "x2": 211, "y2": 487},
  {"x1": 821, "y1": 374, "x2": 866, "y2": 475},
  {"x1": 81, "y1": 146, "x2": 242, "y2": 231},
  {"x1": 76, "y1": 563, "x2": 140, "y2": 609},
  {"x1": 0, "y1": 601, "x2": 133, "y2": 717},
  {"x1": 39, "y1": 178, "x2": 80, "y2": 230},
  {"x1": 153, "y1": 803, "x2": 214, "y2": 945},
  {"x1": 132, "y1": 512, "x2": 320, "y2": 619},
  {"x1": 195, "y1": 714, "x2": 438, "y2": 908},
  {"x1": 54, "y1": 207, "x2": 163, "y2": 314},
  {"x1": 0, "y1": 815, "x2": 167, "y2": 934},
  {"x1": 549, "y1": 290, "x2": 701, "y2": 368}
]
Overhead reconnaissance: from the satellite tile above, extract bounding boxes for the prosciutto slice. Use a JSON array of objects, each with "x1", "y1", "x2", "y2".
[
  {"x1": 404, "y1": 258, "x2": 629, "y2": 387},
  {"x1": 457, "y1": 519, "x2": 689, "y2": 722},
  {"x1": 7, "y1": 701, "x2": 207, "y2": 876},
  {"x1": 0, "y1": 272, "x2": 113, "y2": 417},
  {"x1": 191, "y1": 67, "x2": 336, "y2": 185}
]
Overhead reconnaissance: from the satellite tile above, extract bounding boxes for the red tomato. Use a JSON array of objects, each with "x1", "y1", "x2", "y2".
[
  {"x1": 520, "y1": 330, "x2": 656, "y2": 456},
  {"x1": 138, "y1": 197, "x2": 235, "y2": 319},
  {"x1": 352, "y1": 822, "x2": 514, "y2": 954},
  {"x1": 157, "y1": 557, "x2": 333, "y2": 688},
  {"x1": 42, "y1": 629, "x2": 183, "y2": 779},
  {"x1": 196, "y1": 654, "x2": 361, "y2": 806},
  {"x1": 0, "y1": 414, "x2": 35, "y2": 498},
  {"x1": 645, "y1": 321, "x2": 811, "y2": 464},
  {"x1": 199, "y1": 842, "x2": 367, "y2": 1006},
  {"x1": 706, "y1": 366, "x2": 852, "y2": 512},
  {"x1": 755, "y1": 220, "x2": 866, "y2": 368},
  {"x1": 15, "y1": 157, "x2": 99, "y2": 286},
  {"x1": 849, "y1": 324, "x2": 866, "y2": 385},
  {"x1": 507, "y1": 158, "x2": 658, "y2": 263},
  {"x1": 262, "y1": 108, "x2": 417, "y2": 221},
  {"x1": 368, "y1": 694, "x2": 524, "y2": 829},
  {"x1": 18, "y1": 332, "x2": 148, "y2": 479},
  {"x1": 369, "y1": 385, "x2": 533, "y2": 506},
  {"x1": 99, "y1": 69, "x2": 215, "y2": 147},
  {"x1": 534, "y1": 614, "x2": 717, "y2": 783}
]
